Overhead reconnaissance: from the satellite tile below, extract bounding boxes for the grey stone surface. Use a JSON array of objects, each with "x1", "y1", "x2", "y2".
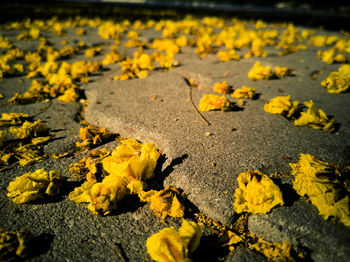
[{"x1": 225, "y1": 248, "x2": 264, "y2": 262}]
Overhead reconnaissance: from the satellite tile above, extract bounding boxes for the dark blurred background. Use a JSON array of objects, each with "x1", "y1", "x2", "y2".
[{"x1": 1, "y1": 0, "x2": 350, "y2": 30}]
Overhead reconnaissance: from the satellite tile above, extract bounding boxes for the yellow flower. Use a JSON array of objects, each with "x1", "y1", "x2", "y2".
[
  {"x1": 233, "y1": 170, "x2": 284, "y2": 214},
  {"x1": 217, "y1": 50, "x2": 240, "y2": 61},
  {"x1": 70, "y1": 139, "x2": 160, "y2": 215},
  {"x1": 76, "y1": 125, "x2": 114, "y2": 151},
  {"x1": 198, "y1": 94, "x2": 231, "y2": 112},
  {"x1": 248, "y1": 61, "x2": 273, "y2": 80},
  {"x1": 138, "y1": 185, "x2": 185, "y2": 220},
  {"x1": 85, "y1": 46, "x2": 102, "y2": 58},
  {"x1": 263, "y1": 95, "x2": 299, "y2": 119},
  {"x1": 274, "y1": 66, "x2": 293, "y2": 78},
  {"x1": 231, "y1": 86, "x2": 255, "y2": 99},
  {"x1": 102, "y1": 50, "x2": 124, "y2": 65},
  {"x1": 293, "y1": 100, "x2": 335, "y2": 132},
  {"x1": 57, "y1": 87, "x2": 80, "y2": 102},
  {"x1": 175, "y1": 35, "x2": 188, "y2": 47},
  {"x1": 249, "y1": 239, "x2": 293, "y2": 261},
  {"x1": 317, "y1": 49, "x2": 336, "y2": 64},
  {"x1": 75, "y1": 28, "x2": 86, "y2": 35},
  {"x1": 0, "y1": 113, "x2": 28, "y2": 127},
  {"x1": 213, "y1": 81, "x2": 230, "y2": 94},
  {"x1": 146, "y1": 219, "x2": 202, "y2": 262},
  {"x1": 321, "y1": 64, "x2": 350, "y2": 93},
  {"x1": 290, "y1": 154, "x2": 350, "y2": 226},
  {"x1": 7, "y1": 169, "x2": 64, "y2": 204},
  {"x1": 10, "y1": 120, "x2": 48, "y2": 139}
]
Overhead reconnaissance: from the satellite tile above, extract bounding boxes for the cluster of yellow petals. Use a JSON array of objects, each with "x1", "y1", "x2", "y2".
[
  {"x1": 264, "y1": 96, "x2": 335, "y2": 132},
  {"x1": 114, "y1": 52, "x2": 154, "y2": 80},
  {"x1": 274, "y1": 66, "x2": 293, "y2": 78},
  {"x1": 0, "y1": 49, "x2": 24, "y2": 78},
  {"x1": 198, "y1": 94, "x2": 231, "y2": 112},
  {"x1": 0, "y1": 113, "x2": 29, "y2": 127},
  {"x1": 0, "y1": 228, "x2": 32, "y2": 261},
  {"x1": 138, "y1": 185, "x2": 185, "y2": 220},
  {"x1": 7, "y1": 169, "x2": 64, "y2": 204},
  {"x1": 231, "y1": 85, "x2": 255, "y2": 99},
  {"x1": 84, "y1": 46, "x2": 102, "y2": 57},
  {"x1": 0, "y1": 114, "x2": 51, "y2": 167},
  {"x1": 76, "y1": 125, "x2": 115, "y2": 151},
  {"x1": 290, "y1": 154, "x2": 350, "y2": 226},
  {"x1": 69, "y1": 139, "x2": 160, "y2": 215},
  {"x1": 248, "y1": 62, "x2": 273, "y2": 80},
  {"x1": 69, "y1": 148, "x2": 110, "y2": 181},
  {"x1": 217, "y1": 49, "x2": 240, "y2": 61},
  {"x1": 263, "y1": 95, "x2": 299, "y2": 119},
  {"x1": 321, "y1": 64, "x2": 350, "y2": 93},
  {"x1": 233, "y1": 170, "x2": 284, "y2": 214},
  {"x1": 317, "y1": 48, "x2": 347, "y2": 64},
  {"x1": 9, "y1": 120, "x2": 48, "y2": 139},
  {"x1": 146, "y1": 219, "x2": 202, "y2": 262},
  {"x1": 293, "y1": 100, "x2": 335, "y2": 132},
  {"x1": 249, "y1": 239, "x2": 293, "y2": 261},
  {"x1": 213, "y1": 81, "x2": 230, "y2": 94},
  {"x1": 102, "y1": 48, "x2": 124, "y2": 66},
  {"x1": 248, "y1": 62, "x2": 293, "y2": 80}
]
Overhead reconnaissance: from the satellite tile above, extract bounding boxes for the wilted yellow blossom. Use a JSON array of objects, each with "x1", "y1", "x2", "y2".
[
  {"x1": 71, "y1": 60, "x2": 103, "y2": 80},
  {"x1": 102, "y1": 139, "x2": 160, "y2": 192},
  {"x1": 0, "y1": 113, "x2": 29, "y2": 127},
  {"x1": 9, "y1": 120, "x2": 48, "y2": 139},
  {"x1": 231, "y1": 86, "x2": 255, "y2": 99},
  {"x1": 290, "y1": 154, "x2": 350, "y2": 226},
  {"x1": 98, "y1": 21, "x2": 124, "y2": 39},
  {"x1": 308, "y1": 35, "x2": 328, "y2": 47},
  {"x1": 138, "y1": 185, "x2": 185, "y2": 220},
  {"x1": 213, "y1": 81, "x2": 230, "y2": 94},
  {"x1": 7, "y1": 169, "x2": 64, "y2": 204},
  {"x1": 153, "y1": 52, "x2": 177, "y2": 70},
  {"x1": 69, "y1": 148, "x2": 110, "y2": 181},
  {"x1": 217, "y1": 50, "x2": 240, "y2": 61},
  {"x1": 175, "y1": 35, "x2": 189, "y2": 47},
  {"x1": 317, "y1": 49, "x2": 337, "y2": 64},
  {"x1": 233, "y1": 170, "x2": 284, "y2": 214},
  {"x1": 146, "y1": 219, "x2": 202, "y2": 262},
  {"x1": 0, "y1": 229, "x2": 32, "y2": 261},
  {"x1": 293, "y1": 100, "x2": 335, "y2": 132},
  {"x1": 57, "y1": 87, "x2": 80, "y2": 102},
  {"x1": 76, "y1": 125, "x2": 114, "y2": 151},
  {"x1": 75, "y1": 28, "x2": 86, "y2": 35},
  {"x1": 0, "y1": 36, "x2": 13, "y2": 49},
  {"x1": 249, "y1": 239, "x2": 293, "y2": 261},
  {"x1": 127, "y1": 30, "x2": 139, "y2": 39},
  {"x1": 102, "y1": 49, "x2": 124, "y2": 65},
  {"x1": 248, "y1": 61, "x2": 273, "y2": 80},
  {"x1": 152, "y1": 39, "x2": 180, "y2": 55},
  {"x1": 321, "y1": 64, "x2": 350, "y2": 93},
  {"x1": 244, "y1": 38, "x2": 268, "y2": 58},
  {"x1": 85, "y1": 46, "x2": 102, "y2": 57},
  {"x1": 70, "y1": 139, "x2": 160, "y2": 215},
  {"x1": 263, "y1": 95, "x2": 299, "y2": 119},
  {"x1": 0, "y1": 56, "x2": 24, "y2": 78},
  {"x1": 17, "y1": 27, "x2": 40, "y2": 41},
  {"x1": 198, "y1": 94, "x2": 231, "y2": 112},
  {"x1": 274, "y1": 66, "x2": 293, "y2": 77}
]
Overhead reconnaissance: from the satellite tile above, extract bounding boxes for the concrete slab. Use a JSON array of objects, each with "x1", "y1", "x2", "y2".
[{"x1": 84, "y1": 53, "x2": 350, "y2": 225}]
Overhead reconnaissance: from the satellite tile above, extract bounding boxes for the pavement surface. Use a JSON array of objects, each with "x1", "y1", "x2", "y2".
[{"x1": 0, "y1": 9, "x2": 350, "y2": 262}]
